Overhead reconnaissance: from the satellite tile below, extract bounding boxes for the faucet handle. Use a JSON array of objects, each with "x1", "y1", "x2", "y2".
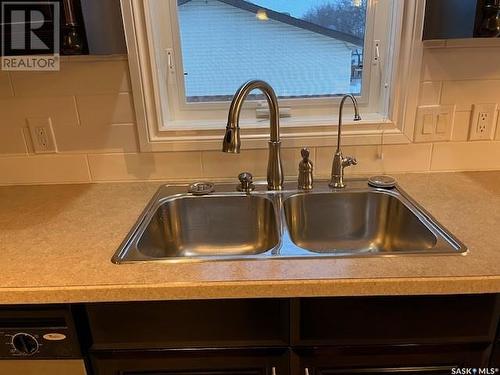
[
  {"x1": 343, "y1": 156, "x2": 357, "y2": 167},
  {"x1": 300, "y1": 147, "x2": 310, "y2": 160},
  {"x1": 237, "y1": 172, "x2": 255, "y2": 193}
]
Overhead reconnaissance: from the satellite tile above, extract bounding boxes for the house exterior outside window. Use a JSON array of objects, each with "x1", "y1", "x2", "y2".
[{"x1": 177, "y1": 0, "x2": 364, "y2": 102}]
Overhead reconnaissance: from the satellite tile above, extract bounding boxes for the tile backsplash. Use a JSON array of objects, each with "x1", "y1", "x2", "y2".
[{"x1": 0, "y1": 44, "x2": 499, "y2": 185}]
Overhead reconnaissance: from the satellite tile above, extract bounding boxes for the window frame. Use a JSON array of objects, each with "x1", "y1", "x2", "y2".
[
  {"x1": 168, "y1": 0, "x2": 374, "y2": 111},
  {"x1": 120, "y1": 0, "x2": 425, "y2": 152}
]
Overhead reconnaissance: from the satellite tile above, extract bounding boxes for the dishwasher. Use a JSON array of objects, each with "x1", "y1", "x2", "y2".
[{"x1": 0, "y1": 305, "x2": 87, "y2": 374}]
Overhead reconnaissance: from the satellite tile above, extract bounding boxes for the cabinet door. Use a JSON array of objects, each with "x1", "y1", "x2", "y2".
[
  {"x1": 293, "y1": 295, "x2": 498, "y2": 346},
  {"x1": 492, "y1": 343, "x2": 500, "y2": 367},
  {"x1": 91, "y1": 348, "x2": 289, "y2": 375},
  {"x1": 292, "y1": 344, "x2": 490, "y2": 375},
  {"x1": 300, "y1": 367, "x2": 453, "y2": 375}
]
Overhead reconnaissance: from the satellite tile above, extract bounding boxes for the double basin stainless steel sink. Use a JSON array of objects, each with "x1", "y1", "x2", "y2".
[{"x1": 112, "y1": 180, "x2": 467, "y2": 263}]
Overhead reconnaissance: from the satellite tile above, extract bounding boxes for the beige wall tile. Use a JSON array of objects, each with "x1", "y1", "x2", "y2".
[
  {"x1": 422, "y1": 41, "x2": 446, "y2": 48},
  {"x1": 88, "y1": 152, "x2": 202, "y2": 181},
  {"x1": 76, "y1": 93, "x2": 135, "y2": 126},
  {"x1": 0, "y1": 96, "x2": 79, "y2": 129},
  {"x1": 496, "y1": 114, "x2": 500, "y2": 140},
  {"x1": 441, "y1": 80, "x2": 500, "y2": 107},
  {"x1": 431, "y1": 141, "x2": 500, "y2": 171},
  {"x1": 0, "y1": 72, "x2": 13, "y2": 98},
  {"x1": 422, "y1": 47, "x2": 500, "y2": 81},
  {"x1": 0, "y1": 96, "x2": 79, "y2": 155},
  {"x1": 10, "y1": 60, "x2": 131, "y2": 97},
  {"x1": 202, "y1": 149, "x2": 268, "y2": 179},
  {"x1": 452, "y1": 111, "x2": 471, "y2": 142},
  {"x1": 419, "y1": 81, "x2": 442, "y2": 105},
  {"x1": 55, "y1": 124, "x2": 138, "y2": 153},
  {"x1": 201, "y1": 148, "x2": 313, "y2": 179},
  {"x1": 315, "y1": 144, "x2": 433, "y2": 177},
  {"x1": 0, "y1": 155, "x2": 90, "y2": 184},
  {"x1": 0, "y1": 127, "x2": 28, "y2": 155}
]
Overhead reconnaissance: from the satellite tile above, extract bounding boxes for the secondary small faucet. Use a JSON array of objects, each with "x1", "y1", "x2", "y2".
[
  {"x1": 222, "y1": 80, "x2": 284, "y2": 190},
  {"x1": 329, "y1": 94, "x2": 361, "y2": 188}
]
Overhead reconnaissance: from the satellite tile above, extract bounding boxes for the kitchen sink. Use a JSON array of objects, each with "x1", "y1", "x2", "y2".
[
  {"x1": 137, "y1": 195, "x2": 279, "y2": 258},
  {"x1": 284, "y1": 191, "x2": 438, "y2": 254},
  {"x1": 112, "y1": 180, "x2": 466, "y2": 263}
]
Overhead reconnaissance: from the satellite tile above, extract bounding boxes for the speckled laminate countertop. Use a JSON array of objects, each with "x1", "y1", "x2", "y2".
[{"x1": 0, "y1": 171, "x2": 499, "y2": 304}]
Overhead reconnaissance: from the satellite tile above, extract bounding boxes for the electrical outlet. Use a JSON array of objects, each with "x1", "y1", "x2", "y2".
[
  {"x1": 27, "y1": 117, "x2": 57, "y2": 153},
  {"x1": 414, "y1": 105, "x2": 455, "y2": 142},
  {"x1": 469, "y1": 103, "x2": 497, "y2": 141}
]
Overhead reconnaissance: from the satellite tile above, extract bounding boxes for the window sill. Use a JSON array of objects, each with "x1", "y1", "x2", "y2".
[{"x1": 142, "y1": 114, "x2": 411, "y2": 152}]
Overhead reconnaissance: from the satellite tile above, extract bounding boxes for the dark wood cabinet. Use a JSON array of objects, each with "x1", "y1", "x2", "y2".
[
  {"x1": 90, "y1": 348, "x2": 289, "y2": 375},
  {"x1": 492, "y1": 344, "x2": 500, "y2": 367},
  {"x1": 295, "y1": 366, "x2": 454, "y2": 374},
  {"x1": 84, "y1": 294, "x2": 500, "y2": 375},
  {"x1": 86, "y1": 299, "x2": 289, "y2": 350},
  {"x1": 291, "y1": 344, "x2": 490, "y2": 375},
  {"x1": 291, "y1": 295, "x2": 497, "y2": 346}
]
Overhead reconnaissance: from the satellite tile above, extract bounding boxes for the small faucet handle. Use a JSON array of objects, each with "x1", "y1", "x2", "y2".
[
  {"x1": 343, "y1": 156, "x2": 357, "y2": 167},
  {"x1": 237, "y1": 172, "x2": 255, "y2": 193},
  {"x1": 300, "y1": 147, "x2": 310, "y2": 161}
]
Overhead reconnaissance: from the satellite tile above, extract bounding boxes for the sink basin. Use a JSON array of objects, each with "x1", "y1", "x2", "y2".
[
  {"x1": 113, "y1": 181, "x2": 466, "y2": 263},
  {"x1": 115, "y1": 194, "x2": 279, "y2": 261},
  {"x1": 284, "y1": 191, "x2": 439, "y2": 254}
]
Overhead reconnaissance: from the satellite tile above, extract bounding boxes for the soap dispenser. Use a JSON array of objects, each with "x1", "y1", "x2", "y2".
[{"x1": 298, "y1": 148, "x2": 313, "y2": 190}]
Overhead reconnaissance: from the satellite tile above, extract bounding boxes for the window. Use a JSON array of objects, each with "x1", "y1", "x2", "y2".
[
  {"x1": 177, "y1": 0, "x2": 367, "y2": 102},
  {"x1": 122, "y1": 0, "x2": 423, "y2": 151}
]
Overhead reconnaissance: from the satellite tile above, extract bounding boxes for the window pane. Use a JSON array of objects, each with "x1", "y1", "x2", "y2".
[{"x1": 177, "y1": 0, "x2": 367, "y2": 102}]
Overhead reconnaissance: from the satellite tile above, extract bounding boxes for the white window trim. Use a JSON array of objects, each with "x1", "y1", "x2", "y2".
[
  {"x1": 120, "y1": 0, "x2": 426, "y2": 152},
  {"x1": 165, "y1": 0, "x2": 375, "y2": 115}
]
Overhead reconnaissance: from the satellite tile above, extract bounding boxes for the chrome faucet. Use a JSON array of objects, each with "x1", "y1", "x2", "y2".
[
  {"x1": 222, "y1": 80, "x2": 283, "y2": 190},
  {"x1": 329, "y1": 94, "x2": 361, "y2": 188}
]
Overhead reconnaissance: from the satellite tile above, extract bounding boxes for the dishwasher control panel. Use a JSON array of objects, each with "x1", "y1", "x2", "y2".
[{"x1": 0, "y1": 306, "x2": 81, "y2": 359}]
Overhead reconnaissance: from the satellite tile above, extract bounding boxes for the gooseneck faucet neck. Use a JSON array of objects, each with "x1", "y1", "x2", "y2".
[
  {"x1": 336, "y1": 94, "x2": 361, "y2": 153},
  {"x1": 329, "y1": 94, "x2": 361, "y2": 189},
  {"x1": 226, "y1": 80, "x2": 280, "y2": 142},
  {"x1": 222, "y1": 80, "x2": 283, "y2": 190}
]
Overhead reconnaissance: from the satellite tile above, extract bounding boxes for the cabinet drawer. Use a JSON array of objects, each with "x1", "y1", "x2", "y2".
[
  {"x1": 293, "y1": 295, "x2": 497, "y2": 346},
  {"x1": 86, "y1": 299, "x2": 289, "y2": 350},
  {"x1": 91, "y1": 348, "x2": 289, "y2": 375}
]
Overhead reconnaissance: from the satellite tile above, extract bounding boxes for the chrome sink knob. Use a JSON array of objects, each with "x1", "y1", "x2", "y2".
[{"x1": 237, "y1": 172, "x2": 255, "y2": 193}]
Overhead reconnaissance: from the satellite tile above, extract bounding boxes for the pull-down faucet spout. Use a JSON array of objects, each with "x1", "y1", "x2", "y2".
[{"x1": 222, "y1": 80, "x2": 283, "y2": 190}]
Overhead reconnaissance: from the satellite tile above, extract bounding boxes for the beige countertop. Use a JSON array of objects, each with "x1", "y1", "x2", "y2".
[{"x1": 0, "y1": 171, "x2": 499, "y2": 304}]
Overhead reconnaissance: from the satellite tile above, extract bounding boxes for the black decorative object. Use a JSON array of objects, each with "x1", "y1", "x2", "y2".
[
  {"x1": 477, "y1": 0, "x2": 500, "y2": 37},
  {"x1": 61, "y1": 0, "x2": 88, "y2": 55}
]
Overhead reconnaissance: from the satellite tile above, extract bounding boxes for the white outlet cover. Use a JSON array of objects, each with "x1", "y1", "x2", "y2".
[
  {"x1": 27, "y1": 117, "x2": 57, "y2": 153},
  {"x1": 414, "y1": 105, "x2": 455, "y2": 142},
  {"x1": 469, "y1": 103, "x2": 498, "y2": 141}
]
